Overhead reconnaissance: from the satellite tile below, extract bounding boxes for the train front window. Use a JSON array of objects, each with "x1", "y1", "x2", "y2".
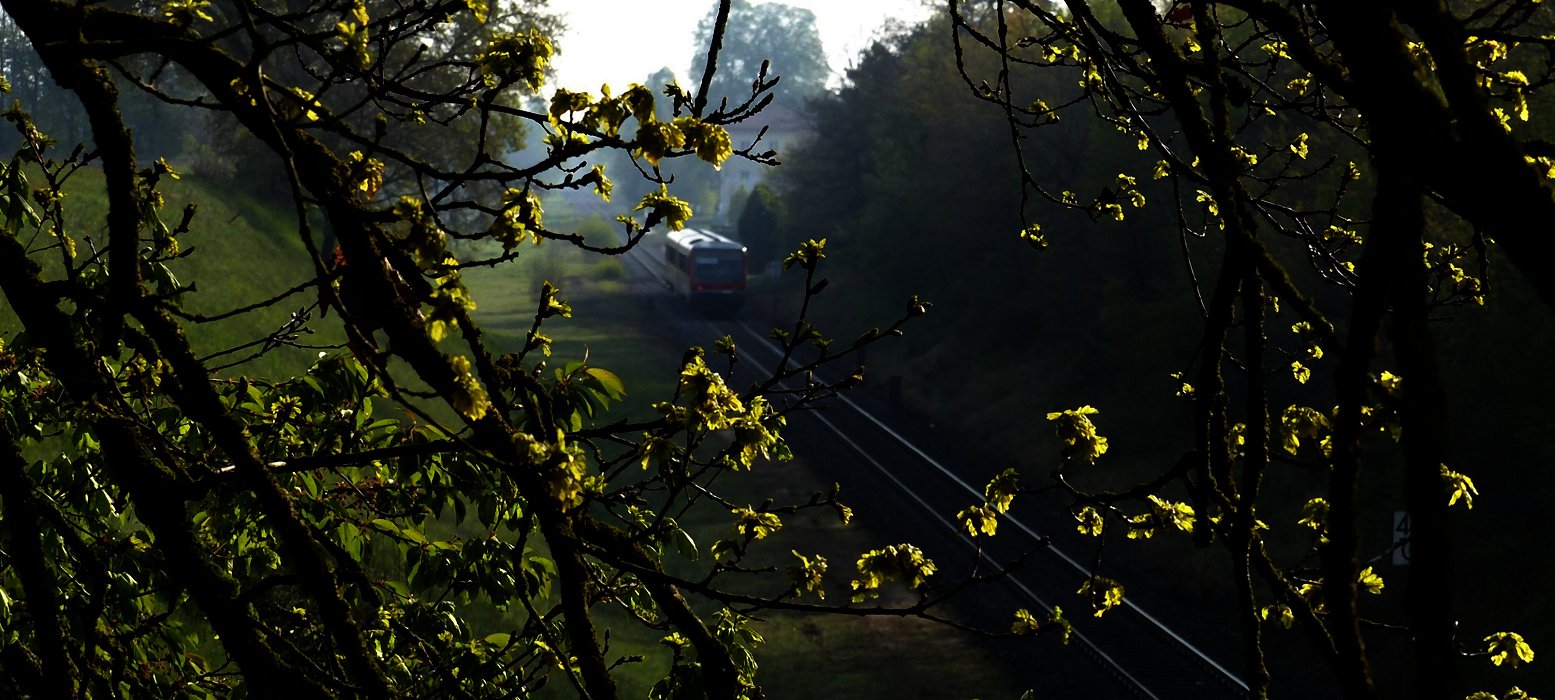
[{"x1": 692, "y1": 253, "x2": 743, "y2": 283}]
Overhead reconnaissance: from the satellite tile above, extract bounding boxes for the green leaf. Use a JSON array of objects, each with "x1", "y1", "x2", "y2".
[
  {"x1": 585, "y1": 367, "x2": 626, "y2": 397},
  {"x1": 299, "y1": 471, "x2": 320, "y2": 498},
  {"x1": 673, "y1": 527, "x2": 699, "y2": 561}
]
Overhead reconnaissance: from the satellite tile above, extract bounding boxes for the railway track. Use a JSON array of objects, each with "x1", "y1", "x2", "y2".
[{"x1": 622, "y1": 244, "x2": 1250, "y2": 699}]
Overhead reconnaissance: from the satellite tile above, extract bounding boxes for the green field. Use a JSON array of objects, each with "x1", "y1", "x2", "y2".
[{"x1": 0, "y1": 166, "x2": 341, "y2": 378}]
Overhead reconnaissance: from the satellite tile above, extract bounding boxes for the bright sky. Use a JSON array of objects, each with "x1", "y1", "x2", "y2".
[{"x1": 549, "y1": 1, "x2": 935, "y2": 92}]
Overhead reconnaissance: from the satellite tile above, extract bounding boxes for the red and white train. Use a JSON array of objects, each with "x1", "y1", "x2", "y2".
[{"x1": 662, "y1": 228, "x2": 747, "y2": 315}]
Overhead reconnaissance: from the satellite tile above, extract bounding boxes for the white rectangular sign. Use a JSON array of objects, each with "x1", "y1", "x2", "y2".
[{"x1": 1392, "y1": 511, "x2": 1411, "y2": 566}]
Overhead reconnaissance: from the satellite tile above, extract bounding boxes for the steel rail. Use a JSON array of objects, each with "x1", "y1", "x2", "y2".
[
  {"x1": 733, "y1": 317, "x2": 1250, "y2": 696},
  {"x1": 803, "y1": 405, "x2": 1160, "y2": 699},
  {"x1": 620, "y1": 242, "x2": 1247, "y2": 698}
]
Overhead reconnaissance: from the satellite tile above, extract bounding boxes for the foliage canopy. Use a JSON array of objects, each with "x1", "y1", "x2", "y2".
[
  {"x1": 5, "y1": 0, "x2": 1555, "y2": 699},
  {"x1": 0, "y1": 1, "x2": 944, "y2": 698}
]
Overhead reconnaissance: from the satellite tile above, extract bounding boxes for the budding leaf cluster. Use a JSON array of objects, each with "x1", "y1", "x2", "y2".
[
  {"x1": 1486, "y1": 632, "x2": 1536, "y2": 668},
  {"x1": 1046, "y1": 405, "x2": 1109, "y2": 463},
  {"x1": 1012, "y1": 607, "x2": 1072, "y2": 644},
  {"x1": 850, "y1": 544, "x2": 937, "y2": 602},
  {"x1": 476, "y1": 28, "x2": 553, "y2": 92},
  {"x1": 1078, "y1": 576, "x2": 1124, "y2": 618}
]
